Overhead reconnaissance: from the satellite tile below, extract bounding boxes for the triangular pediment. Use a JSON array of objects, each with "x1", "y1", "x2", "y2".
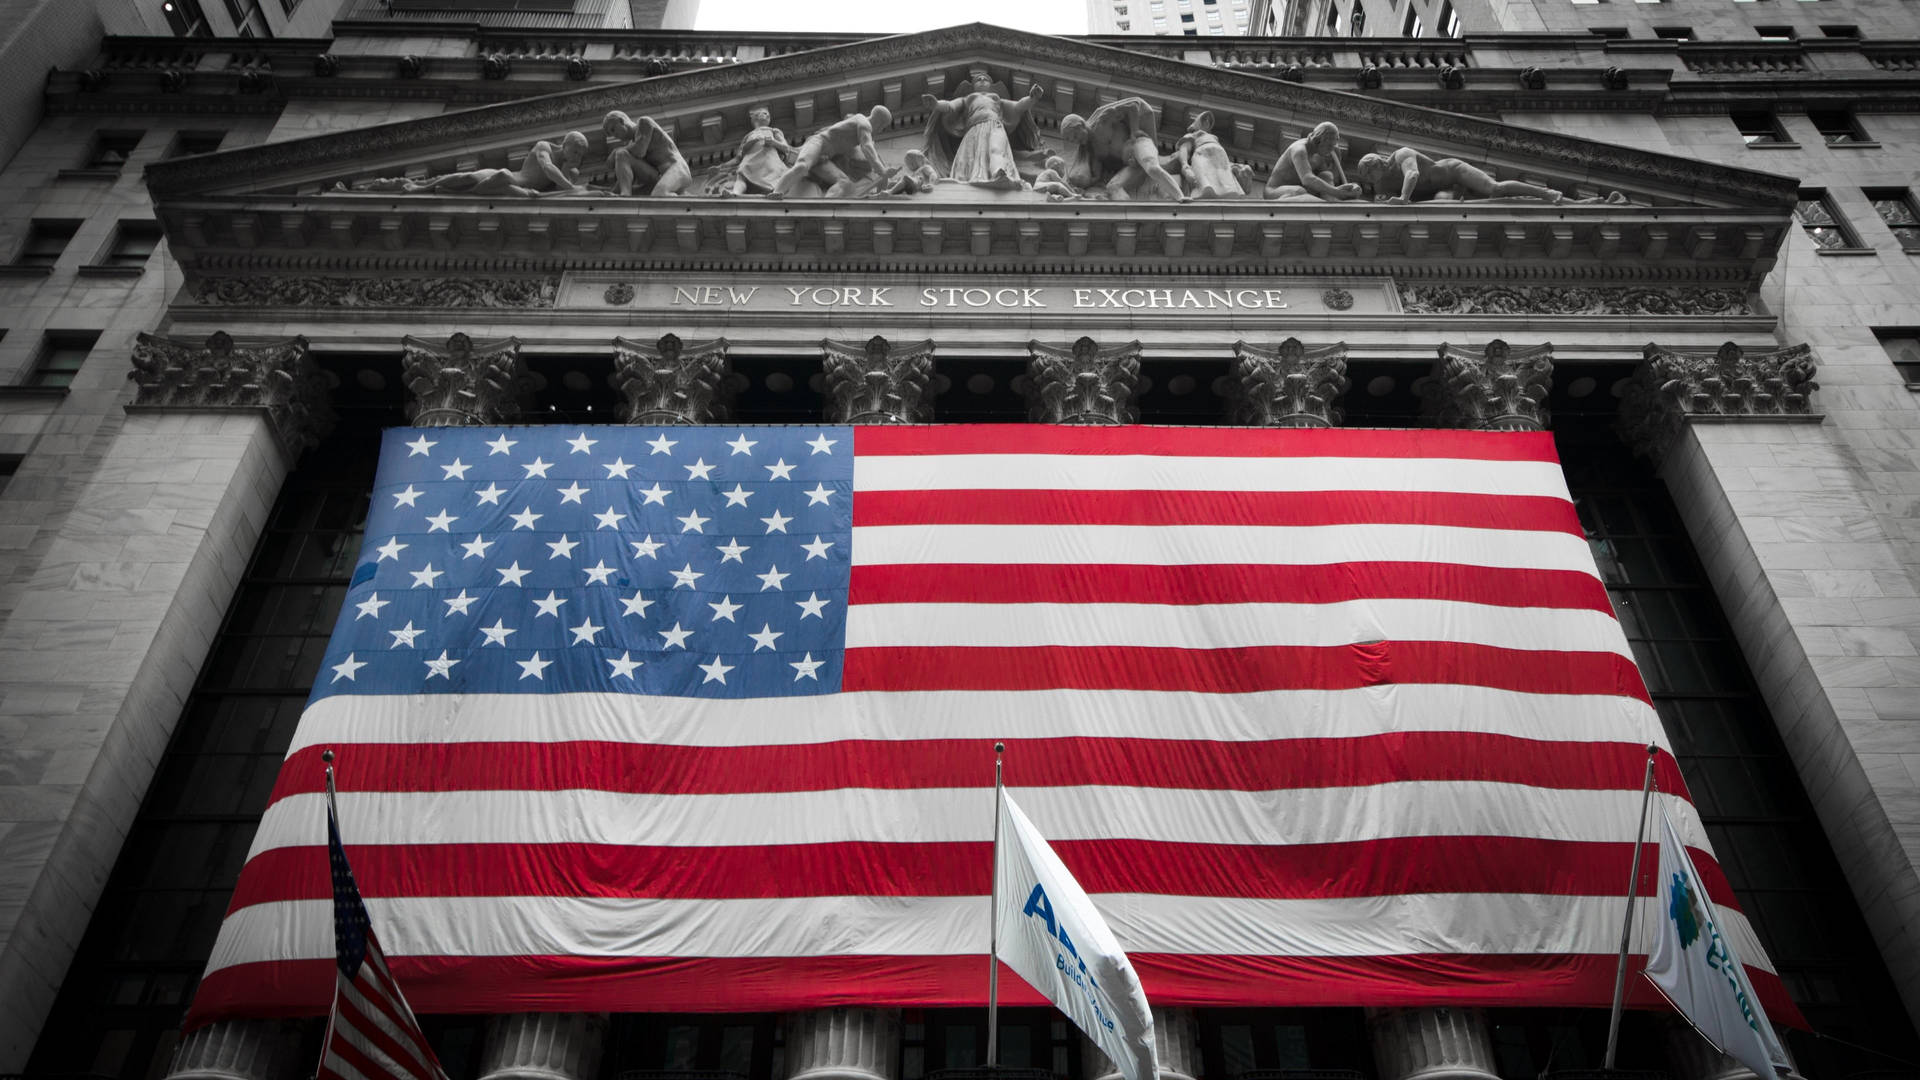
[{"x1": 144, "y1": 23, "x2": 1799, "y2": 280}]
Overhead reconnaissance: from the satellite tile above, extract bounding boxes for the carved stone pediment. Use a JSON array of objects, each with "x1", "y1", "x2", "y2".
[{"x1": 140, "y1": 23, "x2": 1798, "y2": 282}]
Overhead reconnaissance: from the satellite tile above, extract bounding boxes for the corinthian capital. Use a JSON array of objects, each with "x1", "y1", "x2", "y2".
[
  {"x1": 1026, "y1": 336, "x2": 1143, "y2": 426},
  {"x1": 129, "y1": 331, "x2": 332, "y2": 452},
  {"x1": 1424, "y1": 339, "x2": 1554, "y2": 431},
  {"x1": 401, "y1": 333, "x2": 525, "y2": 428},
  {"x1": 1231, "y1": 338, "x2": 1349, "y2": 427},
  {"x1": 822, "y1": 336, "x2": 935, "y2": 424},
  {"x1": 1620, "y1": 340, "x2": 1818, "y2": 460},
  {"x1": 611, "y1": 334, "x2": 733, "y2": 425}
]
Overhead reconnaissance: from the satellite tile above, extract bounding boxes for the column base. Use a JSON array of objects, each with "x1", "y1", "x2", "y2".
[
  {"x1": 167, "y1": 1019, "x2": 305, "y2": 1080},
  {"x1": 478, "y1": 1012, "x2": 608, "y2": 1080},
  {"x1": 785, "y1": 1007, "x2": 900, "y2": 1080}
]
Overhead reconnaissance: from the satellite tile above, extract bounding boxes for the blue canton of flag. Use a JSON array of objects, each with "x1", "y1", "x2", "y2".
[
  {"x1": 318, "y1": 426, "x2": 852, "y2": 700},
  {"x1": 328, "y1": 805, "x2": 371, "y2": 980}
]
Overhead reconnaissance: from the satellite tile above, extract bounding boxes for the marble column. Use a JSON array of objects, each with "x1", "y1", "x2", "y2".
[
  {"x1": 1230, "y1": 337, "x2": 1349, "y2": 427},
  {"x1": 400, "y1": 332, "x2": 526, "y2": 426},
  {"x1": 130, "y1": 334, "x2": 330, "y2": 1080},
  {"x1": 167, "y1": 1018, "x2": 306, "y2": 1080},
  {"x1": 822, "y1": 335, "x2": 935, "y2": 424},
  {"x1": 611, "y1": 333, "x2": 734, "y2": 424},
  {"x1": 1423, "y1": 339, "x2": 1554, "y2": 431},
  {"x1": 478, "y1": 1012, "x2": 608, "y2": 1080},
  {"x1": 1081, "y1": 1007, "x2": 1200, "y2": 1080},
  {"x1": 1366, "y1": 1007, "x2": 1499, "y2": 1080},
  {"x1": 785, "y1": 1007, "x2": 900, "y2": 1080},
  {"x1": 1025, "y1": 337, "x2": 1143, "y2": 425}
]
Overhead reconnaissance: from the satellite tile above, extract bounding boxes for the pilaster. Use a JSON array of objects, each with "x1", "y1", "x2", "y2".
[
  {"x1": 1230, "y1": 338, "x2": 1349, "y2": 427},
  {"x1": 785, "y1": 1006, "x2": 899, "y2": 1080},
  {"x1": 1366, "y1": 1007, "x2": 1499, "y2": 1080},
  {"x1": 0, "y1": 336, "x2": 327, "y2": 1079},
  {"x1": 1423, "y1": 340, "x2": 1553, "y2": 432},
  {"x1": 1621, "y1": 341, "x2": 1920, "y2": 1028},
  {"x1": 822, "y1": 336, "x2": 935, "y2": 424},
  {"x1": 611, "y1": 333, "x2": 733, "y2": 425},
  {"x1": 1026, "y1": 337, "x2": 1143, "y2": 426},
  {"x1": 478, "y1": 1012, "x2": 607, "y2": 1080},
  {"x1": 400, "y1": 332, "x2": 526, "y2": 427}
]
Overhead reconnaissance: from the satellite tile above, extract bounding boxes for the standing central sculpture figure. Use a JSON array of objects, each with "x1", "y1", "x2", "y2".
[{"x1": 921, "y1": 69, "x2": 1047, "y2": 189}]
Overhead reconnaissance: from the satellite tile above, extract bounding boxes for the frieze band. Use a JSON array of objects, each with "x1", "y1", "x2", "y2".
[
  {"x1": 1398, "y1": 284, "x2": 1752, "y2": 317},
  {"x1": 190, "y1": 276, "x2": 561, "y2": 309}
]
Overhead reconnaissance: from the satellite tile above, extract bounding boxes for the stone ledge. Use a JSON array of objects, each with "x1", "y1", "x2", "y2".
[
  {"x1": 0, "y1": 265, "x2": 54, "y2": 278},
  {"x1": 0, "y1": 386, "x2": 70, "y2": 398},
  {"x1": 54, "y1": 168, "x2": 123, "y2": 181},
  {"x1": 75, "y1": 265, "x2": 146, "y2": 278},
  {"x1": 1817, "y1": 247, "x2": 1880, "y2": 256}
]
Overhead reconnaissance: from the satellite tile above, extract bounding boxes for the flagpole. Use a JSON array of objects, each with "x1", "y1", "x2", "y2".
[
  {"x1": 318, "y1": 749, "x2": 339, "y2": 1075},
  {"x1": 1605, "y1": 743, "x2": 1660, "y2": 1070},
  {"x1": 988, "y1": 741, "x2": 1004, "y2": 1071}
]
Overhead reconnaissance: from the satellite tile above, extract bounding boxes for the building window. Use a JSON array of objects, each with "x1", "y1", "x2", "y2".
[
  {"x1": 27, "y1": 332, "x2": 99, "y2": 389},
  {"x1": 13, "y1": 220, "x2": 79, "y2": 267},
  {"x1": 162, "y1": 0, "x2": 209, "y2": 35},
  {"x1": 1807, "y1": 110, "x2": 1870, "y2": 145},
  {"x1": 1756, "y1": 25, "x2": 1796, "y2": 39},
  {"x1": 1876, "y1": 331, "x2": 1920, "y2": 383},
  {"x1": 1867, "y1": 190, "x2": 1920, "y2": 251},
  {"x1": 1654, "y1": 26, "x2": 1693, "y2": 40},
  {"x1": 1820, "y1": 25, "x2": 1859, "y2": 38},
  {"x1": 1438, "y1": 0, "x2": 1460, "y2": 35},
  {"x1": 98, "y1": 222, "x2": 163, "y2": 269},
  {"x1": 86, "y1": 132, "x2": 144, "y2": 170},
  {"x1": 1401, "y1": 5, "x2": 1422, "y2": 35},
  {"x1": 1794, "y1": 192, "x2": 1859, "y2": 249},
  {"x1": 168, "y1": 131, "x2": 226, "y2": 158},
  {"x1": 1731, "y1": 111, "x2": 1790, "y2": 145},
  {"x1": 220, "y1": 0, "x2": 270, "y2": 36}
]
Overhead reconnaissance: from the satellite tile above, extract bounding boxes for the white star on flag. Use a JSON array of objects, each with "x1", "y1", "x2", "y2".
[
  {"x1": 620, "y1": 592, "x2": 653, "y2": 617},
  {"x1": 425, "y1": 510, "x2": 457, "y2": 532},
  {"x1": 375, "y1": 538, "x2": 407, "y2": 561},
  {"x1": 806, "y1": 433, "x2": 836, "y2": 455},
  {"x1": 409, "y1": 564, "x2": 443, "y2": 588},
  {"x1": 330, "y1": 653, "x2": 366, "y2": 682},
  {"x1": 388, "y1": 622, "x2": 423, "y2": 648},
  {"x1": 462, "y1": 536, "x2": 494, "y2": 559},
  {"x1": 583, "y1": 562, "x2": 617, "y2": 585},
  {"x1": 355, "y1": 594, "x2": 389, "y2": 619},
  {"x1": 510, "y1": 508, "x2": 542, "y2": 530},
  {"x1": 802, "y1": 537, "x2": 834, "y2": 560},
  {"x1": 716, "y1": 538, "x2": 749, "y2": 563},
  {"x1": 722, "y1": 485, "x2": 753, "y2": 507},
  {"x1": 595, "y1": 508, "x2": 626, "y2": 529},
  {"x1": 484, "y1": 435, "x2": 516, "y2": 455},
  {"x1": 474, "y1": 484, "x2": 506, "y2": 505},
  {"x1": 727, "y1": 434, "x2": 757, "y2": 455},
  {"x1": 568, "y1": 433, "x2": 598, "y2": 454},
  {"x1": 440, "y1": 459, "x2": 470, "y2": 480},
  {"x1": 603, "y1": 458, "x2": 634, "y2": 478},
  {"x1": 393, "y1": 486, "x2": 423, "y2": 508},
  {"x1": 762, "y1": 510, "x2": 792, "y2": 533},
  {"x1": 496, "y1": 562, "x2": 531, "y2": 586},
  {"x1": 791, "y1": 653, "x2": 824, "y2": 681},
  {"x1": 606, "y1": 652, "x2": 642, "y2": 679},
  {"x1": 699, "y1": 656, "x2": 734, "y2": 684},
  {"x1": 533, "y1": 592, "x2": 567, "y2": 617},
  {"x1": 685, "y1": 459, "x2": 716, "y2": 480},
  {"x1": 570, "y1": 619, "x2": 603, "y2": 645},
  {"x1": 516, "y1": 653, "x2": 552, "y2": 680},
  {"x1": 646, "y1": 434, "x2": 676, "y2": 455},
  {"x1": 678, "y1": 510, "x2": 709, "y2": 533},
  {"x1": 443, "y1": 591, "x2": 477, "y2": 615},
  {"x1": 523, "y1": 458, "x2": 552, "y2": 478},
  {"x1": 758, "y1": 565, "x2": 789, "y2": 591},
  {"x1": 424, "y1": 651, "x2": 459, "y2": 679},
  {"x1": 479, "y1": 621, "x2": 516, "y2": 646},
  {"x1": 405, "y1": 436, "x2": 436, "y2": 456},
  {"x1": 630, "y1": 536, "x2": 663, "y2": 559},
  {"x1": 765, "y1": 459, "x2": 796, "y2": 480},
  {"x1": 805, "y1": 484, "x2": 834, "y2": 505},
  {"x1": 659, "y1": 623, "x2": 694, "y2": 649},
  {"x1": 708, "y1": 596, "x2": 742, "y2": 622},
  {"x1": 749, "y1": 624, "x2": 783, "y2": 651},
  {"x1": 796, "y1": 593, "x2": 829, "y2": 619},
  {"x1": 546, "y1": 535, "x2": 579, "y2": 559},
  {"x1": 557, "y1": 483, "x2": 589, "y2": 504}
]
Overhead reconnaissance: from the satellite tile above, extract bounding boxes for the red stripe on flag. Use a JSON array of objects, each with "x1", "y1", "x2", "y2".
[
  {"x1": 853, "y1": 425, "x2": 1562, "y2": 461},
  {"x1": 335, "y1": 982, "x2": 435, "y2": 1080},
  {"x1": 849, "y1": 562, "x2": 1615, "y2": 612},
  {"x1": 843, "y1": 642, "x2": 1652, "y2": 702},
  {"x1": 227, "y1": 835, "x2": 1733, "y2": 913},
  {"x1": 852, "y1": 489, "x2": 1584, "y2": 533},
  {"x1": 188, "y1": 952, "x2": 1806, "y2": 1030},
  {"x1": 268, "y1": 736, "x2": 1685, "y2": 802}
]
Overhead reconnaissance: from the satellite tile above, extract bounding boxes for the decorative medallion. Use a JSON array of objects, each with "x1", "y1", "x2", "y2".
[
  {"x1": 1322, "y1": 288, "x2": 1355, "y2": 311},
  {"x1": 604, "y1": 283, "x2": 636, "y2": 306}
]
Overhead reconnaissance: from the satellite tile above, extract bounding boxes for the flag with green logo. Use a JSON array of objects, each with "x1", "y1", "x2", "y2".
[{"x1": 1647, "y1": 807, "x2": 1791, "y2": 1077}]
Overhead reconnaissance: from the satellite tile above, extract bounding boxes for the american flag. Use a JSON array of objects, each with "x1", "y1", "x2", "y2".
[
  {"x1": 185, "y1": 423, "x2": 1801, "y2": 1027},
  {"x1": 319, "y1": 780, "x2": 448, "y2": 1080}
]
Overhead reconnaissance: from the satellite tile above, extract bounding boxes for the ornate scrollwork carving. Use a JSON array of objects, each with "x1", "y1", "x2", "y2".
[
  {"x1": 1026, "y1": 337, "x2": 1143, "y2": 426},
  {"x1": 129, "y1": 331, "x2": 333, "y2": 451},
  {"x1": 611, "y1": 334, "x2": 733, "y2": 425},
  {"x1": 190, "y1": 276, "x2": 559, "y2": 309},
  {"x1": 401, "y1": 333, "x2": 526, "y2": 428},
  {"x1": 822, "y1": 336, "x2": 935, "y2": 425},
  {"x1": 1398, "y1": 284, "x2": 1750, "y2": 317},
  {"x1": 1619, "y1": 340, "x2": 1819, "y2": 460},
  {"x1": 1231, "y1": 339, "x2": 1349, "y2": 428},
  {"x1": 1425, "y1": 340, "x2": 1554, "y2": 431}
]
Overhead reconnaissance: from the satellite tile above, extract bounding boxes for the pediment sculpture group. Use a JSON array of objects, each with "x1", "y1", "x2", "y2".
[{"x1": 348, "y1": 68, "x2": 1624, "y2": 205}]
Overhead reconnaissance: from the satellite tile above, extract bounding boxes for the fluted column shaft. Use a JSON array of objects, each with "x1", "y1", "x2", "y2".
[
  {"x1": 167, "y1": 1018, "x2": 305, "y2": 1080},
  {"x1": 1082, "y1": 1007, "x2": 1199, "y2": 1080},
  {"x1": 1367, "y1": 1007, "x2": 1499, "y2": 1080},
  {"x1": 401, "y1": 332, "x2": 525, "y2": 427},
  {"x1": 823, "y1": 336, "x2": 935, "y2": 424},
  {"x1": 479, "y1": 1012, "x2": 607, "y2": 1080},
  {"x1": 785, "y1": 1006, "x2": 900, "y2": 1080}
]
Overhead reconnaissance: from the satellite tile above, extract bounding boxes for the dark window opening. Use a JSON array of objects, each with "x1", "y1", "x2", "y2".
[
  {"x1": 1875, "y1": 330, "x2": 1920, "y2": 383},
  {"x1": 169, "y1": 131, "x2": 226, "y2": 158},
  {"x1": 162, "y1": 0, "x2": 211, "y2": 35},
  {"x1": 1794, "y1": 191, "x2": 1859, "y2": 249},
  {"x1": 87, "y1": 131, "x2": 144, "y2": 169},
  {"x1": 1867, "y1": 189, "x2": 1920, "y2": 252},
  {"x1": 1808, "y1": 109, "x2": 1869, "y2": 145},
  {"x1": 1653, "y1": 26, "x2": 1694, "y2": 40},
  {"x1": 14, "y1": 219, "x2": 79, "y2": 267},
  {"x1": 1755, "y1": 25, "x2": 1796, "y2": 40},
  {"x1": 1731, "y1": 110, "x2": 1788, "y2": 146},
  {"x1": 27, "y1": 331, "x2": 100, "y2": 388},
  {"x1": 100, "y1": 221, "x2": 163, "y2": 268}
]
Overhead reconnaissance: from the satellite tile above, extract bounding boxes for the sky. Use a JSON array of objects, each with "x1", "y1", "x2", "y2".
[{"x1": 694, "y1": 0, "x2": 1088, "y2": 35}]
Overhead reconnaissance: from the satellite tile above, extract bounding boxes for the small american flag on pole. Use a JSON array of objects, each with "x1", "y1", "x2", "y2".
[{"x1": 318, "y1": 754, "x2": 448, "y2": 1080}]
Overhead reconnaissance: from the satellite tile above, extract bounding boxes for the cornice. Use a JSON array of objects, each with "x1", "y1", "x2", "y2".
[
  {"x1": 139, "y1": 22, "x2": 1800, "y2": 211},
  {"x1": 157, "y1": 195, "x2": 1788, "y2": 285}
]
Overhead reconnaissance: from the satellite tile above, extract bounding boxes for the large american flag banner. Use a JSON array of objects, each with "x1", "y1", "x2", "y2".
[{"x1": 186, "y1": 424, "x2": 1802, "y2": 1027}]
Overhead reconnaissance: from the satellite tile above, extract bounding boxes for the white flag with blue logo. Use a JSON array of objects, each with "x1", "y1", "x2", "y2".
[
  {"x1": 1647, "y1": 807, "x2": 1791, "y2": 1078},
  {"x1": 997, "y1": 787, "x2": 1157, "y2": 1080}
]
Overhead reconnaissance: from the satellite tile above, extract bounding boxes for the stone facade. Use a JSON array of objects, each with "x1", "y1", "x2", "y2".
[{"x1": 3, "y1": 4, "x2": 1920, "y2": 1080}]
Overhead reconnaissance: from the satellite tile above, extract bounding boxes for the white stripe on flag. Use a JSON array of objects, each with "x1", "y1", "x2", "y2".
[
  {"x1": 246, "y1": 787, "x2": 1710, "y2": 859},
  {"x1": 206, "y1": 892, "x2": 1772, "y2": 974},
  {"x1": 853, "y1": 455, "x2": 1573, "y2": 498}
]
